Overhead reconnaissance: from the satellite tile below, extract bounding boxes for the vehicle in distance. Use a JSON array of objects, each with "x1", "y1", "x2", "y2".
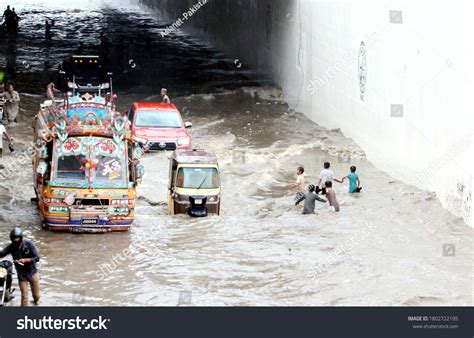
[{"x1": 128, "y1": 102, "x2": 192, "y2": 151}]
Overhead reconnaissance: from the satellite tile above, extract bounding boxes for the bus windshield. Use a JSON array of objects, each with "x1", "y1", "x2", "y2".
[{"x1": 53, "y1": 137, "x2": 128, "y2": 187}]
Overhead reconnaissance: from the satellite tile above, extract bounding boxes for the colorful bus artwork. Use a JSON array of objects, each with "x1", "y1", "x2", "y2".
[{"x1": 32, "y1": 91, "x2": 145, "y2": 233}]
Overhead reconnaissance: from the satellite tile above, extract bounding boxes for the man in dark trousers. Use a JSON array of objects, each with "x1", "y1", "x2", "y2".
[
  {"x1": 0, "y1": 228, "x2": 41, "y2": 306},
  {"x1": 295, "y1": 184, "x2": 327, "y2": 214}
]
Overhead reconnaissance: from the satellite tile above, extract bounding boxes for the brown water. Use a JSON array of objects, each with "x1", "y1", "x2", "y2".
[{"x1": 0, "y1": 0, "x2": 472, "y2": 306}]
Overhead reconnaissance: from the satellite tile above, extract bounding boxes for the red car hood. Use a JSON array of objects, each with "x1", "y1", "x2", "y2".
[{"x1": 133, "y1": 127, "x2": 188, "y2": 140}]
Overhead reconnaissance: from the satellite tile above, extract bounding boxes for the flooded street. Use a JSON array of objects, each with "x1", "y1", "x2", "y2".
[{"x1": 0, "y1": 0, "x2": 472, "y2": 306}]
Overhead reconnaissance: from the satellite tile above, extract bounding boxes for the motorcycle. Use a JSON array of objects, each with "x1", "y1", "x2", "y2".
[{"x1": 0, "y1": 260, "x2": 15, "y2": 306}]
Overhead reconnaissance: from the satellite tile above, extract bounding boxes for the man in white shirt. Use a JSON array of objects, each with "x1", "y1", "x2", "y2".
[
  {"x1": 316, "y1": 162, "x2": 334, "y2": 195},
  {"x1": 0, "y1": 123, "x2": 14, "y2": 159}
]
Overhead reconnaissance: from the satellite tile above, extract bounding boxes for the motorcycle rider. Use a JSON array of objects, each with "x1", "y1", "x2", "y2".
[{"x1": 0, "y1": 228, "x2": 41, "y2": 306}]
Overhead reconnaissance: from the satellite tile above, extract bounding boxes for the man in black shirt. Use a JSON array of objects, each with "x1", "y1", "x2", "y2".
[{"x1": 0, "y1": 228, "x2": 41, "y2": 306}]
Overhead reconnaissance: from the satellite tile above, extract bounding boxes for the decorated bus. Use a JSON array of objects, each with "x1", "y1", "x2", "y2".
[{"x1": 32, "y1": 86, "x2": 145, "y2": 233}]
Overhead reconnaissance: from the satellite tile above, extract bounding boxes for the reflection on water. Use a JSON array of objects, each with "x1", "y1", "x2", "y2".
[
  {"x1": 0, "y1": 0, "x2": 270, "y2": 94},
  {"x1": 0, "y1": 1, "x2": 472, "y2": 306}
]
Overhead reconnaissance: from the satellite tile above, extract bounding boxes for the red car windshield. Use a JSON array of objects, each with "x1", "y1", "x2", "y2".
[{"x1": 135, "y1": 110, "x2": 182, "y2": 128}]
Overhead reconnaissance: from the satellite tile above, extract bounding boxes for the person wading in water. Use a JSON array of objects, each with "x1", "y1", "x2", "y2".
[
  {"x1": 0, "y1": 83, "x2": 20, "y2": 125},
  {"x1": 45, "y1": 19, "x2": 55, "y2": 43},
  {"x1": 295, "y1": 184, "x2": 326, "y2": 214}
]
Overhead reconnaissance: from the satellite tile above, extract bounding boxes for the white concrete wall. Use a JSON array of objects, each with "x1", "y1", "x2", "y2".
[
  {"x1": 286, "y1": 0, "x2": 473, "y2": 225},
  {"x1": 141, "y1": 0, "x2": 473, "y2": 225}
]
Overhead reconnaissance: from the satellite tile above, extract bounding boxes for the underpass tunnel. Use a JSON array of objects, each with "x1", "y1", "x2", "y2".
[
  {"x1": 0, "y1": 0, "x2": 472, "y2": 307},
  {"x1": 2, "y1": 0, "x2": 469, "y2": 224},
  {"x1": 139, "y1": 0, "x2": 473, "y2": 225}
]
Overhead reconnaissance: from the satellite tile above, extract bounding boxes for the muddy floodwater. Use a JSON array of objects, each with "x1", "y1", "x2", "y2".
[{"x1": 0, "y1": 0, "x2": 472, "y2": 306}]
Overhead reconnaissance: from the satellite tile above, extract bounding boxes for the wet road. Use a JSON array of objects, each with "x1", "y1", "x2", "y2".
[{"x1": 0, "y1": 0, "x2": 472, "y2": 306}]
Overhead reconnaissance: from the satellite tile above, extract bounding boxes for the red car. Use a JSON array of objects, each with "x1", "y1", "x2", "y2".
[{"x1": 128, "y1": 102, "x2": 192, "y2": 151}]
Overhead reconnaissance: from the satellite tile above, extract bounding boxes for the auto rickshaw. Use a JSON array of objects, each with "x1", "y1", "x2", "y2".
[{"x1": 168, "y1": 149, "x2": 221, "y2": 217}]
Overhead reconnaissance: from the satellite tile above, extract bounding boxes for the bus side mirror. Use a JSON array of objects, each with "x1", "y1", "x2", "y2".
[
  {"x1": 36, "y1": 161, "x2": 47, "y2": 176},
  {"x1": 185, "y1": 122, "x2": 193, "y2": 129},
  {"x1": 135, "y1": 164, "x2": 145, "y2": 185}
]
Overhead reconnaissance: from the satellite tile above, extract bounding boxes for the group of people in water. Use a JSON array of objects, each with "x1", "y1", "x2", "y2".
[
  {"x1": 293, "y1": 162, "x2": 362, "y2": 215},
  {"x1": 1, "y1": 5, "x2": 20, "y2": 33},
  {"x1": 2, "y1": 5, "x2": 56, "y2": 42}
]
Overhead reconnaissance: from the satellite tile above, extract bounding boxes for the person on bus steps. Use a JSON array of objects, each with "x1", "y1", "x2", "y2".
[{"x1": 0, "y1": 228, "x2": 41, "y2": 306}]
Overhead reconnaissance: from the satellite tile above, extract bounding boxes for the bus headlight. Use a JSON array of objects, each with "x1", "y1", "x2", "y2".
[
  {"x1": 111, "y1": 199, "x2": 128, "y2": 206},
  {"x1": 44, "y1": 197, "x2": 64, "y2": 204},
  {"x1": 49, "y1": 206, "x2": 69, "y2": 213}
]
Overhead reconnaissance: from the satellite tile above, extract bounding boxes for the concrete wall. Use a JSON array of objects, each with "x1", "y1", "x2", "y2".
[{"x1": 140, "y1": 0, "x2": 473, "y2": 225}]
